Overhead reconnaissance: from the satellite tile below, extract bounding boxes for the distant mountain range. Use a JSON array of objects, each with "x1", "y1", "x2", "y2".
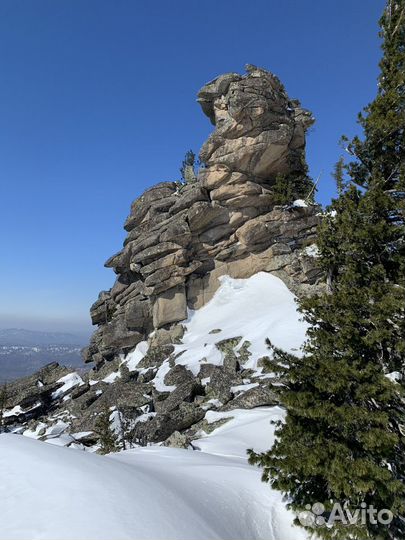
[
  {"x1": 0, "y1": 329, "x2": 90, "y2": 382},
  {"x1": 0, "y1": 328, "x2": 89, "y2": 347}
]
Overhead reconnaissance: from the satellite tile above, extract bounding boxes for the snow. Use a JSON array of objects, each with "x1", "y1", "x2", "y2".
[
  {"x1": 386, "y1": 371, "x2": 402, "y2": 383},
  {"x1": 23, "y1": 422, "x2": 47, "y2": 439},
  {"x1": 45, "y1": 433, "x2": 75, "y2": 446},
  {"x1": 71, "y1": 431, "x2": 93, "y2": 440},
  {"x1": 44, "y1": 420, "x2": 70, "y2": 438},
  {"x1": 195, "y1": 407, "x2": 285, "y2": 458},
  {"x1": 303, "y1": 244, "x2": 319, "y2": 258},
  {"x1": 90, "y1": 369, "x2": 125, "y2": 385},
  {"x1": 202, "y1": 398, "x2": 223, "y2": 410},
  {"x1": 89, "y1": 273, "x2": 306, "y2": 390},
  {"x1": 110, "y1": 272, "x2": 306, "y2": 383},
  {"x1": 109, "y1": 408, "x2": 123, "y2": 435},
  {"x1": 292, "y1": 199, "x2": 308, "y2": 207},
  {"x1": 153, "y1": 360, "x2": 176, "y2": 392},
  {"x1": 3, "y1": 405, "x2": 23, "y2": 418},
  {"x1": 230, "y1": 382, "x2": 259, "y2": 394},
  {"x1": 134, "y1": 412, "x2": 156, "y2": 425},
  {"x1": 125, "y1": 340, "x2": 149, "y2": 371},
  {"x1": 88, "y1": 341, "x2": 149, "y2": 386},
  {"x1": 0, "y1": 405, "x2": 306, "y2": 540},
  {"x1": 102, "y1": 370, "x2": 121, "y2": 383},
  {"x1": 172, "y1": 273, "x2": 307, "y2": 376},
  {"x1": 51, "y1": 372, "x2": 84, "y2": 399}
]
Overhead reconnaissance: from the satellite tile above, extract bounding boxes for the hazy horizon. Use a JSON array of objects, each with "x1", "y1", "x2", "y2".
[{"x1": 0, "y1": 315, "x2": 92, "y2": 336}]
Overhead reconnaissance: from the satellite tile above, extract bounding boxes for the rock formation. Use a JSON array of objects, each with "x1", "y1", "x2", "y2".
[
  {"x1": 2, "y1": 66, "x2": 324, "y2": 449},
  {"x1": 84, "y1": 65, "x2": 321, "y2": 370}
]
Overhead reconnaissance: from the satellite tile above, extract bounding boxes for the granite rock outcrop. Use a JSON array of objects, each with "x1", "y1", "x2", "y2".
[
  {"x1": 84, "y1": 65, "x2": 321, "y2": 370},
  {"x1": 2, "y1": 66, "x2": 324, "y2": 450}
]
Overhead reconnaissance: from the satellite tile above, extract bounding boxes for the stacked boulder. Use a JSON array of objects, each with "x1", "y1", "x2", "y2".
[
  {"x1": 2, "y1": 66, "x2": 325, "y2": 449},
  {"x1": 1, "y1": 363, "x2": 73, "y2": 427},
  {"x1": 84, "y1": 65, "x2": 321, "y2": 370}
]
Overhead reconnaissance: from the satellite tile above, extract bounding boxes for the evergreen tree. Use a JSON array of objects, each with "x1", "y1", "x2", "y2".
[
  {"x1": 249, "y1": 2, "x2": 405, "y2": 538},
  {"x1": 117, "y1": 408, "x2": 136, "y2": 450},
  {"x1": 180, "y1": 150, "x2": 198, "y2": 184},
  {"x1": 272, "y1": 173, "x2": 294, "y2": 205},
  {"x1": 332, "y1": 156, "x2": 346, "y2": 196},
  {"x1": 272, "y1": 167, "x2": 315, "y2": 205},
  {"x1": 0, "y1": 384, "x2": 8, "y2": 433},
  {"x1": 94, "y1": 406, "x2": 119, "y2": 455},
  {"x1": 345, "y1": 1, "x2": 405, "y2": 196},
  {"x1": 250, "y1": 186, "x2": 405, "y2": 538}
]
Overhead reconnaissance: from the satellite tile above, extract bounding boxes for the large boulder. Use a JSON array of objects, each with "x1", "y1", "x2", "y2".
[
  {"x1": 124, "y1": 182, "x2": 178, "y2": 232},
  {"x1": 124, "y1": 296, "x2": 151, "y2": 331},
  {"x1": 198, "y1": 65, "x2": 313, "y2": 182},
  {"x1": 221, "y1": 384, "x2": 279, "y2": 411},
  {"x1": 154, "y1": 380, "x2": 203, "y2": 414},
  {"x1": 2, "y1": 363, "x2": 74, "y2": 425},
  {"x1": 153, "y1": 284, "x2": 187, "y2": 328},
  {"x1": 101, "y1": 317, "x2": 143, "y2": 352},
  {"x1": 138, "y1": 403, "x2": 206, "y2": 443}
]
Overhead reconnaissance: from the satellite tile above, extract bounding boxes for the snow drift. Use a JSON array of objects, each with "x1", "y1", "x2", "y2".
[
  {"x1": 0, "y1": 406, "x2": 306, "y2": 540},
  {"x1": 125, "y1": 272, "x2": 308, "y2": 380}
]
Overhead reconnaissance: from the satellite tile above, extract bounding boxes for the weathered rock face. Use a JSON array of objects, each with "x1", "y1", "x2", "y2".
[
  {"x1": 198, "y1": 64, "x2": 313, "y2": 182},
  {"x1": 82, "y1": 65, "x2": 322, "y2": 370},
  {"x1": 1, "y1": 363, "x2": 73, "y2": 426}
]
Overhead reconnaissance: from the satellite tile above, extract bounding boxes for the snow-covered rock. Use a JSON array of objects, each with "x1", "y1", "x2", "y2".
[
  {"x1": 0, "y1": 272, "x2": 313, "y2": 539},
  {"x1": 168, "y1": 272, "x2": 308, "y2": 377},
  {"x1": 292, "y1": 199, "x2": 308, "y2": 207},
  {"x1": 52, "y1": 372, "x2": 84, "y2": 399},
  {"x1": 303, "y1": 244, "x2": 319, "y2": 258},
  {"x1": 4, "y1": 272, "x2": 308, "y2": 446}
]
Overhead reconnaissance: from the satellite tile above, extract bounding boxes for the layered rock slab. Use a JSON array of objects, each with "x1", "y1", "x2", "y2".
[{"x1": 84, "y1": 65, "x2": 322, "y2": 369}]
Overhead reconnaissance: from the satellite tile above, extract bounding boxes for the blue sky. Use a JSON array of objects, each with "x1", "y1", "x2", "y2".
[{"x1": 0, "y1": 0, "x2": 384, "y2": 333}]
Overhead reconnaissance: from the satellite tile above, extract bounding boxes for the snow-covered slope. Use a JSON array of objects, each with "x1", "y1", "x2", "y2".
[
  {"x1": 193, "y1": 406, "x2": 285, "y2": 458},
  {"x1": 0, "y1": 272, "x2": 310, "y2": 539},
  {"x1": 0, "y1": 406, "x2": 306, "y2": 540},
  {"x1": 174, "y1": 273, "x2": 307, "y2": 374}
]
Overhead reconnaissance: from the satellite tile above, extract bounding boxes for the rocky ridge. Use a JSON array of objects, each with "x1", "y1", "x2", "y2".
[{"x1": 2, "y1": 66, "x2": 323, "y2": 449}]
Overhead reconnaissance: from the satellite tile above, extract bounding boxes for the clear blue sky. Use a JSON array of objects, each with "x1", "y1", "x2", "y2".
[{"x1": 0, "y1": 0, "x2": 385, "y2": 333}]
